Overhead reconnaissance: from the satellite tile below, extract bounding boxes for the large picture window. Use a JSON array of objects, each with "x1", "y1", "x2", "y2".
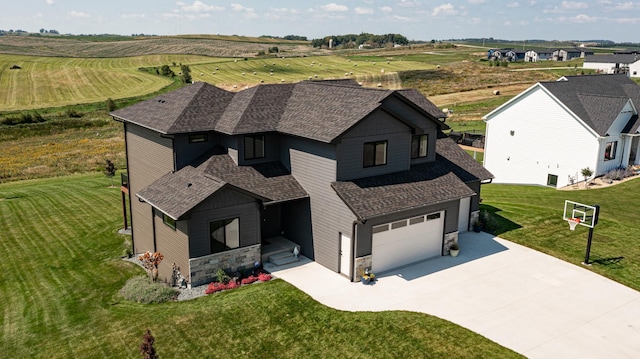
[
  {"x1": 604, "y1": 141, "x2": 617, "y2": 161},
  {"x1": 210, "y1": 218, "x2": 240, "y2": 254},
  {"x1": 363, "y1": 140, "x2": 387, "y2": 167},
  {"x1": 411, "y1": 134, "x2": 428, "y2": 159},
  {"x1": 244, "y1": 135, "x2": 265, "y2": 160}
]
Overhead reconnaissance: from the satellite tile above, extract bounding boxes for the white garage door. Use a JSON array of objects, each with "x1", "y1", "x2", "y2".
[{"x1": 372, "y1": 212, "x2": 444, "y2": 273}]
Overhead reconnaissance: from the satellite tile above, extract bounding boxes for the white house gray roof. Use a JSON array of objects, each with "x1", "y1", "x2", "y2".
[
  {"x1": 540, "y1": 74, "x2": 640, "y2": 136},
  {"x1": 137, "y1": 154, "x2": 308, "y2": 220},
  {"x1": 111, "y1": 80, "x2": 447, "y2": 143},
  {"x1": 584, "y1": 54, "x2": 640, "y2": 64},
  {"x1": 332, "y1": 136, "x2": 493, "y2": 221}
]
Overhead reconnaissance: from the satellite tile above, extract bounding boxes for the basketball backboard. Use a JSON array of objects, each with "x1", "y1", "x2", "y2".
[{"x1": 563, "y1": 200, "x2": 599, "y2": 229}]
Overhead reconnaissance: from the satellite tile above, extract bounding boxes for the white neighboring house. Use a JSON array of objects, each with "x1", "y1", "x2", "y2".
[
  {"x1": 583, "y1": 54, "x2": 640, "y2": 77},
  {"x1": 482, "y1": 74, "x2": 640, "y2": 188}
]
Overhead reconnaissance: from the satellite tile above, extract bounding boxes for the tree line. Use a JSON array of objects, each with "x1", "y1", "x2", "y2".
[{"x1": 311, "y1": 33, "x2": 409, "y2": 48}]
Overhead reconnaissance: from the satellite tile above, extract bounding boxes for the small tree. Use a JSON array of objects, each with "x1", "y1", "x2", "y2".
[
  {"x1": 160, "y1": 64, "x2": 173, "y2": 77},
  {"x1": 581, "y1": 167, "x2": 593, "y2": 188},
  {"x1": 104, "y1": 159, "x2": 116, "y2": 187},
  {"x1": 106, "y1": 98, "x2": 116, "y2": 112},
  {"x1": 139, "y1": 251, "x2": 164, "y2": 282},
  {"x1": 140, "y1": 329, "x2": 157, "y2": 359},
  {"x1": 180, "y1": 64, "x2": 191, "y2": 84}
]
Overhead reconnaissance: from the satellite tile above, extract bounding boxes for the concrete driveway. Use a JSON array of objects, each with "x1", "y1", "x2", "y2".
[{"x1": 265, "y1": 232, "x2": 640, "y2": 358}]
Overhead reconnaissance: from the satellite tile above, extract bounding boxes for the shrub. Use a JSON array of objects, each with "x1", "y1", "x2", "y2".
[
  {"x1": 106, "y1": 98, "x2": 116, "y2": 112},
  {"x1": 258, "y1": 272, "x2": 272, "y2": 282},
  {"x1": 65, "y1": 109, "x2": 82, "y2": 118},
  {"x1": 216, "y1": 268, "x2": 230, "y2": 284},
  {"x1": 241, "y1": 275, "x2": 259, "y2": 285},
  {"x1": 119, "y1": 276, "x2": 178, "y2": 304},
  {"x1": 604, "y1": 167, "x2": 632, "y2": 181},
  {"x1": 138, "y1": 251, "x2": 164, "y2": 282}
]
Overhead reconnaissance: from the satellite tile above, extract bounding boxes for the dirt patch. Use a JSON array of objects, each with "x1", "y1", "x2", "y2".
[{"x1": 559, "y1": 173, "x2": 640, "y2": 191}]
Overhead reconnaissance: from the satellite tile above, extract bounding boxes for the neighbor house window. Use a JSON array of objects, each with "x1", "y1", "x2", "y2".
[
  {"x1": 363, "y1": 140, "x2": 387, "y2": 167},
  {"x1": 163, "y1": 214, "x2": 176, "y2": 230},
  {"x1": 244, "y1": 135, "x2": 265, "y2": 160},
  {"x1": 547, "y1": 174, "x2": 558, "y2": 187},
  {"x1": 411, "y1": 134, "x2": 428, "y2": 159},
  {"x1": 210, "y1": 218, "x2": 240, "y2": 254},
  {"x1": 188, "y1": 133, "x2": 207, "y2": 143},
  {"x1": 604, "y1": 141, "x2": 617, "y2": 161}
]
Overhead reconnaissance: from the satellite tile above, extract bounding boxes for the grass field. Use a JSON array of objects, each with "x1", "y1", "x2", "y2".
[
  {"x1": 481, "y1": 178, "x2": 640, "y2": 291},
  {"x1": 0, "y1": 174, "x2": 521, "y2": 358}
]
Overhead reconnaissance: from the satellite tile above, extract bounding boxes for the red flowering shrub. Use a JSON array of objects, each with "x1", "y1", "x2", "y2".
[
  {"x1": 205, "y1": 271, "x2": 272, "y2": 295},
  {"x1": 241, "y1": 275, "x2": 258, "y2": 285}
]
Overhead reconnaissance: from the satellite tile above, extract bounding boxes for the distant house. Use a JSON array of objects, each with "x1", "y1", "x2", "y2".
[
  {"x1": 488, "y1": 48, "x2": 511, "y2": 61},
  {"x1": 483, "y1": 74, "x2": 640, "y2": 188},
  {"x1": 553, "y1": 48, "x2": 593, "y2": 61},
  {"x1": 505, "y1": 49, "x2": 526, "y2": 62},
  {"x1": 583, "y1": 54, "x2": 640, "y2": 77},
  {"x1": 524, "y1": 49, "x2": 554, "y2": 62},
  {"x1": 111, "y1": 80, "x2": 492, "y2": 286}
]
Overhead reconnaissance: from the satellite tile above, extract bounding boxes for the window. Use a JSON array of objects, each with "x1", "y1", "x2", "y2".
[
  {"x1": 188, "y1": 133, "x2": 207, "y2": 143},
  {"x1": 604, "y1": 141, "x2": 617, "y2": 161},
  {"x1": 372, "y1": 224, "x2": 389, "y2": 234},
  {"x1": 244, "y1": 135, "x2": 265, "y2": 160},
  {"x1": 411, "y1": 134, "x2": 428, "y2": 159},
  {"x1": 426, "y1": 213, "x2": 441, "y2": 221},
  {"x1": 547, "y1": 174, "x2": 558, "y2": 187},
  {"x1": 163, "y1": 214, "x2": 176, "y2": 230},
  {"x1": 363, "y1": 140, "x2": 387, "y2": 167},
  {"x1": 210, "y1": 218, "x2": 240, "y2": 254}
]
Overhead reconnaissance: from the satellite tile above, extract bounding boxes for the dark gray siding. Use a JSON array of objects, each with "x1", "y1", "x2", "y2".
[
  {"x1": 336, "y1": 110, "x2": 412, "y2": 181},
  {"x1": 153, "y1": 210, "x2": 189, "y2": 283},
  {"x1": 355, "y1": 199, "x2": 459, "y2": 257},
  {"x1": 468, "y1": 181, "x2": 482, "y2": 211},
  {"x1": 237, "y1": 133, "x2": 281, "y2": 166},
  {"x1": 282, "y1": 135, "x2": 355, "y2": 272},
  {"x1": 187, "y1": 188, "x2": 261, "y2": 258},
  {"x1": 281, "y1": 199, "x2": 314, "y2": 259},
  {"x1": 125, "y1": 123, "x2": 174, "y2": 254},
  {"x1": 173, "y1": 132, "x2": 217, "y2": 169}
]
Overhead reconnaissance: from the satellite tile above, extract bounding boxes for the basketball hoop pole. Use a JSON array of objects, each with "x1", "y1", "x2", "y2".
[{"x1": 583, "y1": 204, "x2": 600, "y2": 265}]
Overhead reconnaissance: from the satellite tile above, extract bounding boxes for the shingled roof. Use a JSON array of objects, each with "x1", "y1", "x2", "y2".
[
  {"x1": 332, "y1": 136, "x2": 493, "y2": 221},
  {"x1": 111, "y1": 80, "x2": 447, "y2": 142},
  {"x1": 540, "y1": 74, "x2": 640, "y2": 136},
  {"x1": 137, "y1": 154, "x2": 308, "y2": 220}
]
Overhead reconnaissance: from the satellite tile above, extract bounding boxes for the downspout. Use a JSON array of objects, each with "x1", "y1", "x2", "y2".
[
  {"x1": 151, "y1": 207, "x2": 157, "y2": 252},
  {"x1": 350, "y1": 219, "x2": 365, "y2": 282},
  {"x1": 123, "y1": 120, "x2": 135, "y2": 252}
]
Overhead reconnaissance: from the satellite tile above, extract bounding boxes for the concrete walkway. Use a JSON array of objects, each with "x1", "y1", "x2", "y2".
[{"x1": 265, "y1": 232, "x2": 640, "y2": 358}]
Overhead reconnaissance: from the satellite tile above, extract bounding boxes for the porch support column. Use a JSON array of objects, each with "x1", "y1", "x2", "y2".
[{"x1": 622, "y1": 135, "x2": 633, "y2": 167}]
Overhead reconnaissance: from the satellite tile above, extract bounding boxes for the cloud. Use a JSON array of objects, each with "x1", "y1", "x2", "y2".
[
  {"x1": 380, "y1": 6, "x2": 393, "y2": 12},
  {"x1": 231, "y1": 3, "x2": 258, "y2": 19},
  {"x1": 568, "y1": 13, "x2": 596, "y2": 22},
  {"x1": 178, "y1": 1, "x2": 224, "y2": 13},
  {"x1": 432, "y1": 4, "x2": 458, "y2": 16},
  {"x1": 69, "y1": 11, "x2": 90, "y2": 18},
  {"x1": 398, "y1": 0, "x2": 420, "y2": 7},
  {"x1": 355, "y1": 7, "x2": 374, "y2": 14},
  {"x1": 121, "y1": 13, "x2": 146, "y2": 19},
  {"x1": 612, "y1": 2, "x2": 636, "y2": 10},
  {"x1": 507, "y1": 2, "x2": 520, "y2": 7},
  {"x1": 468, "y1": 0, "x2": 486, "y2": 4},
  {"x1": 45, "y1": 0, "x2": 55, "y2": 5},
  {"x1": 321, "y1": 3, "x2": 349, "y2": 12},
  {"x1": 392, "y1": 15, "x2": 411, "y2": 21},
  {"x1": 614, "y1": 16, "x2": 640, "y2": 24},
  {"x1": 561, "y1": 1, "x2": 589, "y2": 10}
]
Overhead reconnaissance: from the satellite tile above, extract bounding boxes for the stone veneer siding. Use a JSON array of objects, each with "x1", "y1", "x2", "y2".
[
  {"x1": 354, "y1": 255, "x2": 372, "y2": 282},
  {"x1": 189, "y1": 244, "x2": 261, "y2": 287},
  {"x1": 444, "y1": 231, "x2": 459, "y2": 255}
]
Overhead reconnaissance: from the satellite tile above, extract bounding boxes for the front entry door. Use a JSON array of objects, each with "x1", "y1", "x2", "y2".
[{"x1": 340, "y1": 233, "x2": 351, "y2": 276}]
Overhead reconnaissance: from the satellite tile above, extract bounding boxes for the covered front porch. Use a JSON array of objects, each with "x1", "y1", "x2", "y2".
[{"x1": 260, "y1": 197, "x2": 313, "y2": 266}]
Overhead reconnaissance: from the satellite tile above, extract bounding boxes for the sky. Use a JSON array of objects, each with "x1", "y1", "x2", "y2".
[{"x1": 2, "y1": 1, "x2": 640, "y2": 42}]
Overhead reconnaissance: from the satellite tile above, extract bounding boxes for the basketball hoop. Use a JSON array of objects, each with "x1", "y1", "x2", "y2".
[{"x1": 568, "y1": 217, "x2": 580, "y2": 231}]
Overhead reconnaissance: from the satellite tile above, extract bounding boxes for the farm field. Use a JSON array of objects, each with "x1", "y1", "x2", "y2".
[{"x1": 0, "y1": 174, "x2": 522, "y2": 358}]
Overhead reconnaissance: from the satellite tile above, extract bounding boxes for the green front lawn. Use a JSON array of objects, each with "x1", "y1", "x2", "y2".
[
  {"x1": 0, "y1": 174, "x2": 521, "y2": 358},
  {"x1": 481, "y1": 178, "x2": 640, "y2": 291}
]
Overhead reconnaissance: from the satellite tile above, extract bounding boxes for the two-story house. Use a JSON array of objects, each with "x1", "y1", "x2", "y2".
[{"x1": 111, "y1": 80, "x2": 492, "y2": 286}]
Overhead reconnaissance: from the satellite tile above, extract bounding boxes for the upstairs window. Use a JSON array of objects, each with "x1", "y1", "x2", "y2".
[
  {"x1": 244, "y1": 135, "x2": 265, "y2": 160},
  {"x1": 363, "y1": 140, "x2": 387, "y2": 167},
  {"x1": 604, "y1": 141, "x2": 617, "y2": 161},
  {"x1": 188, "y1": 133, "x2": 207, "y2": 143},
  {"x1": 411, "y1": 134, "x2": 428, "y2": 159}
]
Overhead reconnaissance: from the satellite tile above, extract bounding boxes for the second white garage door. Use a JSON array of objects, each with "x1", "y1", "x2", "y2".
[{"x1": 372, "y1": 212, "x2": 444, "y2": 273}]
